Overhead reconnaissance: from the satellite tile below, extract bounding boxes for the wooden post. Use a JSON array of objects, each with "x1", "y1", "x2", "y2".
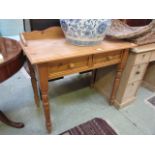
[
  {"x1": 37, "y1": 63, "x2": 52, "y2": 133},
  {"x1": 110, "y1": 49, "x2": 129, "y2": 104},
  {"x1": 27, "y1": 60, "x2": 40, "y2": 107},
  {"x1": 90, "y1": 69, "x2": 97, "y2": 88}
]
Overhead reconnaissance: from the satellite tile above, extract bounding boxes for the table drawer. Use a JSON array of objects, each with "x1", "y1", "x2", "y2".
[
  {"x1": 93, "y1": 50, "x2": 121, "y2": 67},
  {"x1": 48, "y1": 56, "x2": 90, "y2": 76},
  {"x1": 150, "y1": 50, "x2": 155, "y2": 62},
  {"x1": 123, "y1": 81, "x2": 141, "y2": 99},
  {"x1": 134, "y1": 52, "x2": 151, "y2": 65},
  {"x1": 128, "y1": 63, "x2": 148, "y2": 83}
]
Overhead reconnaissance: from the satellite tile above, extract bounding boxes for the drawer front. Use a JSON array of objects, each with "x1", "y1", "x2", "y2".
[
  {"x1": 128, "y1": 63, "x2": 148, "y2": 83},
  {"x1": 48, "y1": 56, "x2": 90, "y2": 76},
  {"x1": 150, "y1": 50, "x2": 155, "y2": 62},
  {"x1": 134, "y1": 52, "x2": 151, "y2": 65},
  {"x1": 93, "y1": 50, "x2": 121, "y2": 67},
  {"x1": 123, "y1": 81, "x2": 141, "y2": 99}
]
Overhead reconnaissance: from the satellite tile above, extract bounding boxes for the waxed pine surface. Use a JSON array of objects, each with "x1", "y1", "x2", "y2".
[{"x1": 20, "y1": 27, "x2": 136, "y2": 64}]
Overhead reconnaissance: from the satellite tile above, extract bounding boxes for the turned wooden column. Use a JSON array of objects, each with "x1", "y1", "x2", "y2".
[
  {"x1": 27, "y1": 60, "x2": 40, "y2": 107},
  {"x1": 37, "y1": 63, "x2": 51, "y2": 133},
  {"x1": 90, "y1": 69, "x2": 97, "y2": 88},
  {"x1": 110, "y1": 49, "x2": 129, "y2": 104}
]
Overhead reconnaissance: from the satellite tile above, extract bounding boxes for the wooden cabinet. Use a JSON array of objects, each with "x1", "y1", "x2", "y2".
[
  {"x1": 123, "y1": 81, "x2": 141, "y2": 100},
  {"x1": 94, "y1": 43, "x2": 155, "y2": 108},
  {"x1": 113, "y1": 51, "x2": 150, "y2": 108},
  {"x1": 134, "y1": 52, "x2": 151, "y2": 64},
  {"x1": 142, "y1": 62, "x2": 155, "y2": 91},
  {"x1": 128, "y1": 64, "x2": 147, "y2": 82},
  {"x1": 150, "y1": 50, "x2": 155, "y2": 61}
]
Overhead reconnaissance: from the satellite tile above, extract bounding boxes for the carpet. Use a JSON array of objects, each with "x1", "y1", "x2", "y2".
[{"x1": 60, "y1": 118, "x2": 117, "y2": 135}]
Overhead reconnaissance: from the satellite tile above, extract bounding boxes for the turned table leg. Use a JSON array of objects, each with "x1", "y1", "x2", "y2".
[
  {"x1": 38, "y1": 64, "x2": 52, "y2": 133},
  {"x1": 90, "y1": 69, "x2": 97, "y2": 88},
  {"x1": 27, "y1": 60, "x2": 40, "y2": 107},
  {"x1": 110, "y1": 49, "x2": 129, "y2": 104},
  {"x1": 0, "y1": 110, "x2": 24, "y2": 128}
]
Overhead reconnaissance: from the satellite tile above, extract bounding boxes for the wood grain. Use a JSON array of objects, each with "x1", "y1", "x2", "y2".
[
  {"x1": 0, "y1": 37, "x2": 25, "y2": 82},
  {"x1": 27, "y1": 60, "x2": 40, "y2": 107},
  {"x1": 150, "y1": 50, "x2": 155, "y2": 61},
  {"x1": 110, "y1": 49, "x2": 129, "y2": 104},
  {"x1": 37, "y1": 63, "x2": 52, "y2": 133},
  {"x1": 20, "y1": 27, "x2": 137, "y2": 133},
  {"x1": 20, "y1": 27, "x2": 136, "y2": 64},
  {"x1": 143, "y1": 61, "x2": 155, "y2": 91},
  {"x1": 0, "y1": 37, "x2": 25, "y2": 128}
]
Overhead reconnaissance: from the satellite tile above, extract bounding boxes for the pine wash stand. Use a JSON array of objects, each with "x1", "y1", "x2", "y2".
[{"x1": 20, "y1": 27, "x2": 136, "y2": 133}]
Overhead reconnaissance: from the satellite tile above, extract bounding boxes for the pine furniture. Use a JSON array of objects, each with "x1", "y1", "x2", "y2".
[
  {"x1": 140, "y1": 44, "x2": 155, "y2": 91},
  {"x1": 20, "y1": 27, "x2": 136, "y2": 133},
  {"x1": 94, "y1": 43, "x2": 155, "y2": 108}
]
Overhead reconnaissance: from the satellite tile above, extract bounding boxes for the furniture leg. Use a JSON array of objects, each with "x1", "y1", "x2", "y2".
[
  {"x1": 38, "y1": 64, "x2": 52, "y2": 133},
  {"x1": 39, "y1": 88, "x2": 42, "y2": 100},
  {"x1": 27, "y1": 60, "x2": 40, "y2": 107},
  {"x1": 110, "y1": 49, "x2": 129, "y2": 104},
  {"x1": 0, "y1": 110, "x2": 24, "y2": 128},
  {"x1": 90, "y1": 69, "x2": 97, "y2": 88}
]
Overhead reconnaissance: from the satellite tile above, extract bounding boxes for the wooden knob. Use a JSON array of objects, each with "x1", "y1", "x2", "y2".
[
  {"x1": 69, "y1": 63, "x2": 75, "y2": 68},
  {"x1": 58, "y1": 63, "x2": 63, "y2": 66},
  {"x1": 107, "y1": 56, "x2": 113, "y2": 60},
  {"x1": 136, "y1": 71, "x2": 140, "y2": 75},
  {"x1": 142, "y1": 54, "x2": 146, "y2": 58}
]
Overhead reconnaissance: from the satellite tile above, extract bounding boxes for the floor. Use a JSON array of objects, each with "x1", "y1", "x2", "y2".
[{"x1": 0, "y1": 67, "x2": 155, "y2": 135}]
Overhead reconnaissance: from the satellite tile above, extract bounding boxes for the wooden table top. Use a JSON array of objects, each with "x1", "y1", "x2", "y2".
[
  {"x1": 131, "y1": 43, "x2": 155, "y2": 53},
  {"x1": 20, "y1": 27, "x2": 136, "y2": 64},
  {"x1": 0, "y1": 37, "x2": 21, "y2": 66},
  {"x1": 0, "y1": 37, "x2": 25, "y2": 82}
]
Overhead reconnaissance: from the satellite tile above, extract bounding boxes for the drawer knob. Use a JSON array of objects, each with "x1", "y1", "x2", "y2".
[
  {"x1": 142, "y1": 54, "x2": 146, "y2": 58},
  {"x1": 107, "y1": 56, "x2": 113, "y2": 60},
  {"x1": 58, "y1": 63, "x2": 63, "y2": 67},
  {"x1": 136, "y1": 71, "x2": 140, "y2": 75},
  {"x1": 69, "y1": 63, "x2": 75, "y2": 68}
]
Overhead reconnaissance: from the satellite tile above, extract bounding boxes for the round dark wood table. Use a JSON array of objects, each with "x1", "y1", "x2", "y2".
[{"x1": 0, "y1": 37, "x2": 25, "y2": 128}]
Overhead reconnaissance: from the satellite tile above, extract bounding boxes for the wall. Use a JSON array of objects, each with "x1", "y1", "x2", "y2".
[{"x1": 0, "y1": 19, "x2": 24, "y2": 36}]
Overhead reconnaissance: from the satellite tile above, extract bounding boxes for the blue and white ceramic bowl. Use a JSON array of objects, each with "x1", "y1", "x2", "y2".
[{"x1": 60, "y1": 19, "x2": 111, "y2": 46}]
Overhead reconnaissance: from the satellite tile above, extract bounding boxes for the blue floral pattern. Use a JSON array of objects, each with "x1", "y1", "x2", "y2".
[
  {"x1": 97, "y1": 23, "x2": 107, "y2": 34},
  {"x1": 60, "y1": 20, "x2": 68, "y2": 32},
  {"x1": 60, "y1": 19, "x2": 111, "y2": 46}
]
